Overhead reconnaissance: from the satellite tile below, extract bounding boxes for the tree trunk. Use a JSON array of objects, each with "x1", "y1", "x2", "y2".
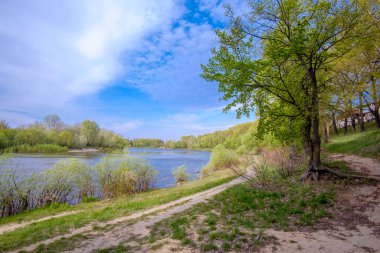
[
  {"x1": 304, "y1": 69, "x2": 321, "y2": 180},
  {"x1": 349, "y1": 99, "x2": 356, "y2": 132},
  {"x1": 332, "y1": 111, "x2": 339, "y2": 135},
  {"x1": 344, "y1": 118, "x2": 348, "y2": 135},
  {"x1": 351, "y1": 115, "x2": 356, "y2": 132},
  {"x1": 359, "y1": 92, "x2": 365, "y2": 132},
  {"x1": 303, "y1": 116, "x2": 312, "y2": 158}
]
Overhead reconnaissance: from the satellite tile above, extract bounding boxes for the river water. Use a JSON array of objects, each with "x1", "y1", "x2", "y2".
[{"x1": 9, "y1": 148, "x2": 211, "y2": 189}]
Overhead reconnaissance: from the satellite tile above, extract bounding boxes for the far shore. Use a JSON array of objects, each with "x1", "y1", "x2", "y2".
[{"x1": 68, "y1": 148, "x2": 100, "y2": 153}]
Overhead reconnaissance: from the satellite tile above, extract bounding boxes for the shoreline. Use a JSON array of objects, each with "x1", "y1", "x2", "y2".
[{"x1": 68, "y1": 148, "x2": 100, "y2": 153}]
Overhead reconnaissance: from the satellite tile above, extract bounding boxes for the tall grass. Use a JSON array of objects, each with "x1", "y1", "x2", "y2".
[
  {"x1": 3, "y1": 144, "x2": 68, "y2": 153},
  {"x1": 0, "y1": 154, "x2": 156, "y2": 218}
]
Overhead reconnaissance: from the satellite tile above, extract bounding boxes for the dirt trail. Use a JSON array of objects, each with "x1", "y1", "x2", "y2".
[
  {"x1": 0, "y1": 211, "x2": 83, "y2": 235},
  {"x1": 259, "y1": 153, "x2": 380, "y2": 253},
  {"x1": 329, "y1": 153, "x2": 380, "y2": 178},
  {"x1": 12, "y1": 177, "x2": 243, "y2": 253}
]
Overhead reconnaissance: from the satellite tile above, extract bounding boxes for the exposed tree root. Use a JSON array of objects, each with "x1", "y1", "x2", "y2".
[{"x1": 300, "y1": 166, "x2": 380, "y2": 182}]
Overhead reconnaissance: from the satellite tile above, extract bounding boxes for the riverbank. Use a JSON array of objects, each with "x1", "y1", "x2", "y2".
[
  {"x1": 0, "y1": 170, "x2": 235, "y2": 252},
  {"x1": 68, "y1": 148, "x2": 100, "y2": 153}
]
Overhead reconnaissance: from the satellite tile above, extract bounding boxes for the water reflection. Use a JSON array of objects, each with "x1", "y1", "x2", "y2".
[{"x1": 10, "y1": 148, "x2": 211, "y2": 189}]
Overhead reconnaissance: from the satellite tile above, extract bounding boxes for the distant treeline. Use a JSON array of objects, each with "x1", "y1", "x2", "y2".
[
  {"x1": 126, "y1": 138, "x2": 164, "y2": 148},
  {"x1": 0, "y1": 115, "x2": 126, "y2": 152},
  {"x1": 128, "y1": 121, "x2": 278, "y2": 153}
]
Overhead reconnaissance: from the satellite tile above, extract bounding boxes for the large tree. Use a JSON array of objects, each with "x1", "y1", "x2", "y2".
[
  {"x1": 43, "y1": 114, "x2": 63, "y2": 131},
  {"x1": 80, "y1": 120, "x2": 100, "y2": 147},
  {"x1": 202, "y1": 0, "x2": 367, "y2": 179}
]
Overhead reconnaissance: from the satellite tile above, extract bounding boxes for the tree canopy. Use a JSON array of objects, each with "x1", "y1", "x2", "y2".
[{"x1": 201, "y1": 0, "x2": 378, "y2": 179}]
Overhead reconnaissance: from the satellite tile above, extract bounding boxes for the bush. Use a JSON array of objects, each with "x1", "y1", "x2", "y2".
[
  {"x1": 201, "y1": 145, "x2": 239, "y2": 177},
  {"x1": 0, "y1": 154, "x2": 36, "y2": 217},
  {"x1": 173, "y1": 165, "x2": 190, "y2": 183},
  {"x1": 261, "y1": 148, "x2": 304, "y2": 178},
  {"x1": 96, "y1": 155, "x2": 156, "y2": 198},
  {"x1": 132, "y1": 159, "x2": 157, "y2": 192},
  {"x1": 52, "y1": 159, "x2": 96, "y2": 203},
  {"x1": 0, "y1": 153, "x2": 157, "y2": 217},
  {"x1": 3, "y1": 144, "x2": 68, "y2": 153}
]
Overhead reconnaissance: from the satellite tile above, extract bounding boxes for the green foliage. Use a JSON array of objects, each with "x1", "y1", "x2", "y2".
[
  {"x1": 0, "y1": 115, "x2": 126, "y2": 152},
  {"x1": 80, "y1": 120, "x2": 100, "y2": 147},
  {"x1": 173, "y1": 165, "x2": 190, "y2": 183},
  {"x1": 3, "y1": 144, "x2": 68, "y2": 153},
  {"x1": 82, "y1": 196, "x2": 99, "y2": 203},
  {"x1": 126, "y1": 138, "x2": 164, "y2": 148},
  {"x1": 58, "y1": 130, "x2": 74, "y2": 147},
  {"x1": 200, "y1": 0, "x2": 368, "y2": 169},
  {"x1": 96, "y1": 155, "x2": 156, "y2": 198},
  {"x1": 202, "y1": 145, "x2": 239, "y2": 177}
]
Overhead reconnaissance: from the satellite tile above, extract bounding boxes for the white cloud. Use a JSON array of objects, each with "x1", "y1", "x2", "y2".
[
  {"x1": 109, "y1": 120, "x2": 144, "y2": 134},
  {"x1": 124, "y1": 21, "x2": 220, "y2": 105},
  {"x1": 0, "y1": 0, "x2": 183, "y2": 112}
]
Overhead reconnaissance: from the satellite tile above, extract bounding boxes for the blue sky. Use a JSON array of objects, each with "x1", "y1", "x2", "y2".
[{"x1": 0, "y1": 0, "x2": 251, "y2": 140}]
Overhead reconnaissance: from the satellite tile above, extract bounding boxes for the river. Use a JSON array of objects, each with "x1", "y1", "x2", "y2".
[{"x1": 9, "y1": 148, "x2": 211, "y2": 189}]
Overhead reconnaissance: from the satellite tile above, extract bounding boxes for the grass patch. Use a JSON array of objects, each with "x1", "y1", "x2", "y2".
[
  {"x1": 0, "y1": 170, "x2": 235, "y2": 252},
  {"x1": 148, "y1": 180, "x2": 334, "y2": 252},
  {"x1": 3, "y1": 144, "x2": 68, "y2": 153},
  {"x1": 323, "y1": 129, "x2": 380, "y2": 158}
]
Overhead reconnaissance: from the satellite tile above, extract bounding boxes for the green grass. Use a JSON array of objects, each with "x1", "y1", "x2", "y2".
[
  {"x1": 0, "y1": 170, "x2": 235, "y2": 252},
  {"x1": 148, "y1": 180, "x2": 334, "y2": 252},
  {"x1": 323, "y1": 129, "x2": 380, "y2": 158},
  {"x1": 3, "y1": 144, "x2": 68, "y2": 153}
]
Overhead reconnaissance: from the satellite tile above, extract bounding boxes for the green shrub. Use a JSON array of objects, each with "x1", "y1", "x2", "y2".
[
  {"x1": 173, "y1": 165, "x2": 190, "y2": 183},
  {"x1": 201, "y1": 145, "x2": 239, "y2": 177},
  {"x1": 3, "y1": 144, "x2": 67, "y2": 153},
  {"x1": 96, "y1": 155, "x2": 156, "y2": 198}
]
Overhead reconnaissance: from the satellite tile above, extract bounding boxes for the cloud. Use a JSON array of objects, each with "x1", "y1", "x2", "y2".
[
  {"x1": 0, "y1": 0, "x2": 183, "y2": 112},
  {"x1": 123, "y1": 21, "x2": 220, "y2": 106},
  {"x1": 0, "y1": 0, "x2": 252, "y2": 139},
  {"x1": 197, "y1": 0, "x2": 248, "y2": 22},
  {"x1": 109, "y1": 120, "x2": 144, "y2": 134}
]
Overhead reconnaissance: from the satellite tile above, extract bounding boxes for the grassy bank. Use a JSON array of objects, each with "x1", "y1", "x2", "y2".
[
  {"x1": 0, "y1": 170, "x2": 235, "y2": 252},
  {"x1": 2, "y1": 144, "x2": 68, "y2": 153},
  {"x1": 323, "y1": 129, "x2": 380, "y2": 158}
]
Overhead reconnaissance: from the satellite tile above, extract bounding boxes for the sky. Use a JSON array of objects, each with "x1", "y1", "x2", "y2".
[{"x1": 0, "y1": 0, "x2": 252, "y2": 140}]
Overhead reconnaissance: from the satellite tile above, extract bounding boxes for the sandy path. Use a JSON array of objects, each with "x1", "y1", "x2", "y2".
[
  {"x1": 329, "y1": 153, "x2": 380, "y2": 178},
  {"x1": 0, "y1": 210, "x2": 82, "y2": 235},
  {"x1": 258, "y1": 153, "x2": 380, "y2": 253},
  {"x1": 12, "y1": 177, "x2": 243, "y2": 253}
]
